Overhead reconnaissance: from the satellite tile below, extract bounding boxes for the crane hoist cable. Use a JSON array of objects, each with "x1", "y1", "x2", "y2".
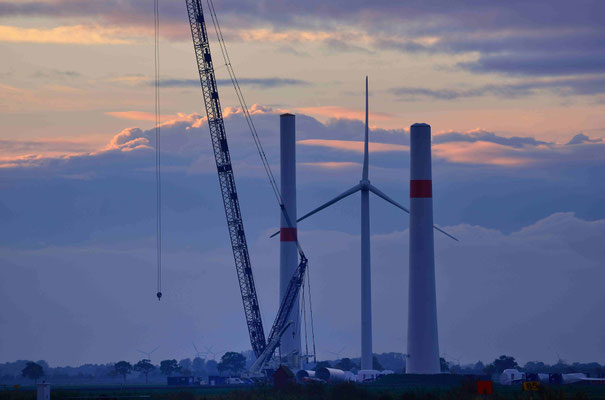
[
  {"x1": 154, "y1": 0, "x2": 163, "y2": 301},
  {"x1": 306, "y1": 263, "x2": 317, "y2": 363},
  {"x1": 205, "y1": 0, "x2": 303, "y2": 253}
]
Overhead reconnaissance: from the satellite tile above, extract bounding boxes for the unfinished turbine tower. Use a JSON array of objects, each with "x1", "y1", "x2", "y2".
[
  {"x1": 406, "y1": 123, "x2": 440, "y2": 374},
  {"x1": 279, "y1": 113, "x2": 301, "y2": 368}
]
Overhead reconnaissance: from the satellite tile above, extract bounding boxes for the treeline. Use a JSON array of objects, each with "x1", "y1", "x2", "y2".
[
  {"x1": 0, "y1": 357, "x2": 220, "y2": 385},
  {"x1": 448, "y1": 355, "x2": 605, "y2": 377},
  {"x1": 1, "y1": 351, "x2": 257, "y2": 386},
  {"x1": 2, "y1": 353, "x2": 604, "y2": 385}
]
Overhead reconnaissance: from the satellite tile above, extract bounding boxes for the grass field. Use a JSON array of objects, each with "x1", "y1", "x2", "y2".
[{"x1": 2, "y1": 382, "x2": 605, "y2": 400}]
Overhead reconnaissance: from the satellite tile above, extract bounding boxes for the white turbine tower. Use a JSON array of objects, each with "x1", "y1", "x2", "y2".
[{"x1": 272, "y1": 77, "x2": 455, "y2": 370}]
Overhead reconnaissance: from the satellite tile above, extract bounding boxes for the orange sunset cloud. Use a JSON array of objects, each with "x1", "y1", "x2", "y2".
[
  {"x1": 432, "y1": 142, "x2": 529, "y2": 166},
  {"x1": 298, "y1": 139, "x2": 408, "y2": 153}
]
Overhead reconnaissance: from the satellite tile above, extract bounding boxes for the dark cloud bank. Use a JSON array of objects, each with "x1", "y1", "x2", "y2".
[
  {"x1": 1, "y1": 110, "x2": 605, "y2": 365},
  {"x1": 3, "y1": 1, "x2": 605, "y2": 80}
]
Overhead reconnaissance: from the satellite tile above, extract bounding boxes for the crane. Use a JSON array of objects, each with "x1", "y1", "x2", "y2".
[{"x1": 185, "y1": 0, "x2": 310, "y2": 370}]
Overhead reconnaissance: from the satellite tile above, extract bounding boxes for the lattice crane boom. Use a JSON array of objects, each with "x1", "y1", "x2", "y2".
[
  {"x1": 185, "y1": 0, "x2": 312, "y2": 370},
  {"x1": 185, "y1": 0, "x2": 266, "y2": 357}
]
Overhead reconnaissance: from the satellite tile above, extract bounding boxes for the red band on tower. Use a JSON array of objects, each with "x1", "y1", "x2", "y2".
[
  {"x1": 280, "y1": 228, "x2": 298, "y2": 242},
  {"x1": 410, "y1": 180, "x2": 432, "y2": 198}
]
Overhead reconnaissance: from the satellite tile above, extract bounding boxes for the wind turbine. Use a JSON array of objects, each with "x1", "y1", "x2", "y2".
[
  {"x1": 137, "y1": 346, "x2": 160, "y2": 362},
  {"x1": 192, "y1": 342, "x2": 206, "y2": 359},
  {"x1": 204, "y1": 346, "x2": 224, "y2": 361},
  {"x1": 271, "y1": 76, "x2": 456, "y2": 370},
  {"x1": 327, "y1": 346, "x2": 347, "y2": 360}
]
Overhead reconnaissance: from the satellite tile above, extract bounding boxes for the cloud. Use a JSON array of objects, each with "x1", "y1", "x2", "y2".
[
  {"x1": 1, "y1": 111, "x2": 605, "y2": 368},
  {"x1": 0, "y1": 138, "x2": 99, "y2": 160},
  {"x1": 2, "y1": 1, "x2": 604, "y2": 79},
  {"x1": 567, "y1": 133, "x2": 604, "y2": 145},
  {"x1": 32, "y1": 69, "x2": 82, "y2": 79},
  {"x1": 105, "y1": 111, "x2": 192, "y2": 122},
  {"x1": 432, "y1": 131, "x2": 605, "y2": 166},
  {"x1": 3, "y1": 109, "x2": 605, "y2": 173},
  {"x1": 1, "y1": 108, "x2": 605, "y2": 246},
  {"x1": 391, "y1": 76, "x2": 605, "y2": 101},
  {"x1": 299, "y1": 139, "x2": 408, "y2": 153},
  {"x1": 433, "y1": 141, "x2": 530, "y2": 166},
  {"x1": 295, "y1": 128, "x2": 605, "y2": 168},
  {"x1": 157, "y1": 77, "x2": 311, "y2": 89},
  {"x1": 0, "y1": 24, "x2": 136, "y2": 44},
  {"x1": 300, "y1": 161, "x2": 360, "y2": 169},
  {"x1": 295, "y1": 106, "x2": 395, "y2": 122},
  {"x1": 460, "y1": 53, "x2": 605, "y2": 77},
  {"x1": 1, "y1": 211, "x2": 605, "y2": 365},
  {"x1": 235, "y1": 28, "x2": 340, "y2": 43},
  {"x1": 433, "y1": 129, "x2": 549, "y2": 148}
]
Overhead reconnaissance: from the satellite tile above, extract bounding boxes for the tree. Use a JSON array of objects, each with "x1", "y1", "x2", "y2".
[
  {"x1": 313, "y1": 361, "x2": 331, "y2": 371},
  {"x1": 160, "y1": 359, "x2": 181, "y2": 376},
  {"x1": 191, "y1": 357, "x2": 206, "y2": 377},
  {"x1": 335, "y1": 358, "x2": 357, "y2": 372},
  {"x1": 178, "y1": 358, "x2": 192, "y2": 376},
  {"x1": 369, "y1": 353, "x2": 406, "y2": 373},
  {"x1": 133, "y1": 359, "x2": 155, "y2": 384},
  {"x1": 206, "y1": 360, "x2": 219, "y2": 376},
  {"x1": 113, "y1": 361, "x2": 132, "y2": 383},
  {"x1": 473, "y1": 361, "x2": 485, "y2": 374},
  {"x1": 217, "y1": 352, "x2": 246, "y2": 376},
  {"x1": 484, "y1": 355, "x2": 518, "y2": 374},
  {"x1": 21, "y1": 362, "x2": 44, "y2": 383},
  {"x1": 524, "y1": 361, "x2": 546, "y2": 373},
  {"x1": 179, "y1": 358, "x2": 192, "y2": 371},
  {"x1": 373, "y1": 356, "x2": 384, "y2": 371},
  {"x1": 440, "y1": 357, "x2": 450, "y2": 372}
]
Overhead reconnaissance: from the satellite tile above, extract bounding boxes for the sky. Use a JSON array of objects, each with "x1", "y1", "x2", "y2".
[{"x1": 1, "y1": 0, "x2": 605, "y2": 367}]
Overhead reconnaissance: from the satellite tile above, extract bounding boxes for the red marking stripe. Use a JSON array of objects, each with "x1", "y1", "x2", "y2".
[
  {"x1": 410, "y1": 180, "x2": 432, "y2": 198},
  {"x1": 280, "y1": 228, "x2": 298, "y2": 242}
]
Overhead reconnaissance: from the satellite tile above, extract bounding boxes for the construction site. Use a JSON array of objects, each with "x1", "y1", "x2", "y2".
[
  {"x1": 2, "y1": 0, "x2": 605, "y2": 399},
  {"x1": 164, "y1": 0, "x2": 456, "y2": 382}
]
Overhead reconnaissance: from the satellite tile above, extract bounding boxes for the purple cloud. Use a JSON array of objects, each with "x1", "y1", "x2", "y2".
[
  {"x1": 157, "y1": 77, "x2": 311, "y2": 89},
  {"x1": 3, "y1": 1, "x2": 604, "y2": 78},
  {"x1": 391, "y1": 76, "x2": 605, "y2": 101}
]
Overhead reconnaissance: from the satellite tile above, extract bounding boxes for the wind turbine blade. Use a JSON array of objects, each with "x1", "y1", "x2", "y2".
[
  {"x1": 369, "y1": 184, "x2": 459, "y2": 242},
  {"x1": 363, "y1": 76, "x2": 369, "y2": 181},
  {"x1": 269, "y1": 184, "x2": 362, "y2": 238},
  {"x1": 368, "y1": 184, "x2": 409, "y2": 214},
  {"x1": 432, "y1": 225, "x2": 459, "y2": 242},
  {"x1": 297, "y1": 184, "x2": 363, "y2": 223},
  {"x1": 151, "y1": 345, "x2": 160, "y2": 354}
]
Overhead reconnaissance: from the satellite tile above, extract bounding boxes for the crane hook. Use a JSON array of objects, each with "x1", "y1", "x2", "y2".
[{"x1": 157, "y1": 291, "x2": 162, "y2": 301}]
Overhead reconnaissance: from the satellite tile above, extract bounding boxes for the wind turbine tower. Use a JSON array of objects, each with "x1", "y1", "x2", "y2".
[
  {"x1": 406, "y1": 123, "x2": 440, "y2": 373},
  {"x1": 279, "y1": 113, "x2": 301, "y2": 368}
]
